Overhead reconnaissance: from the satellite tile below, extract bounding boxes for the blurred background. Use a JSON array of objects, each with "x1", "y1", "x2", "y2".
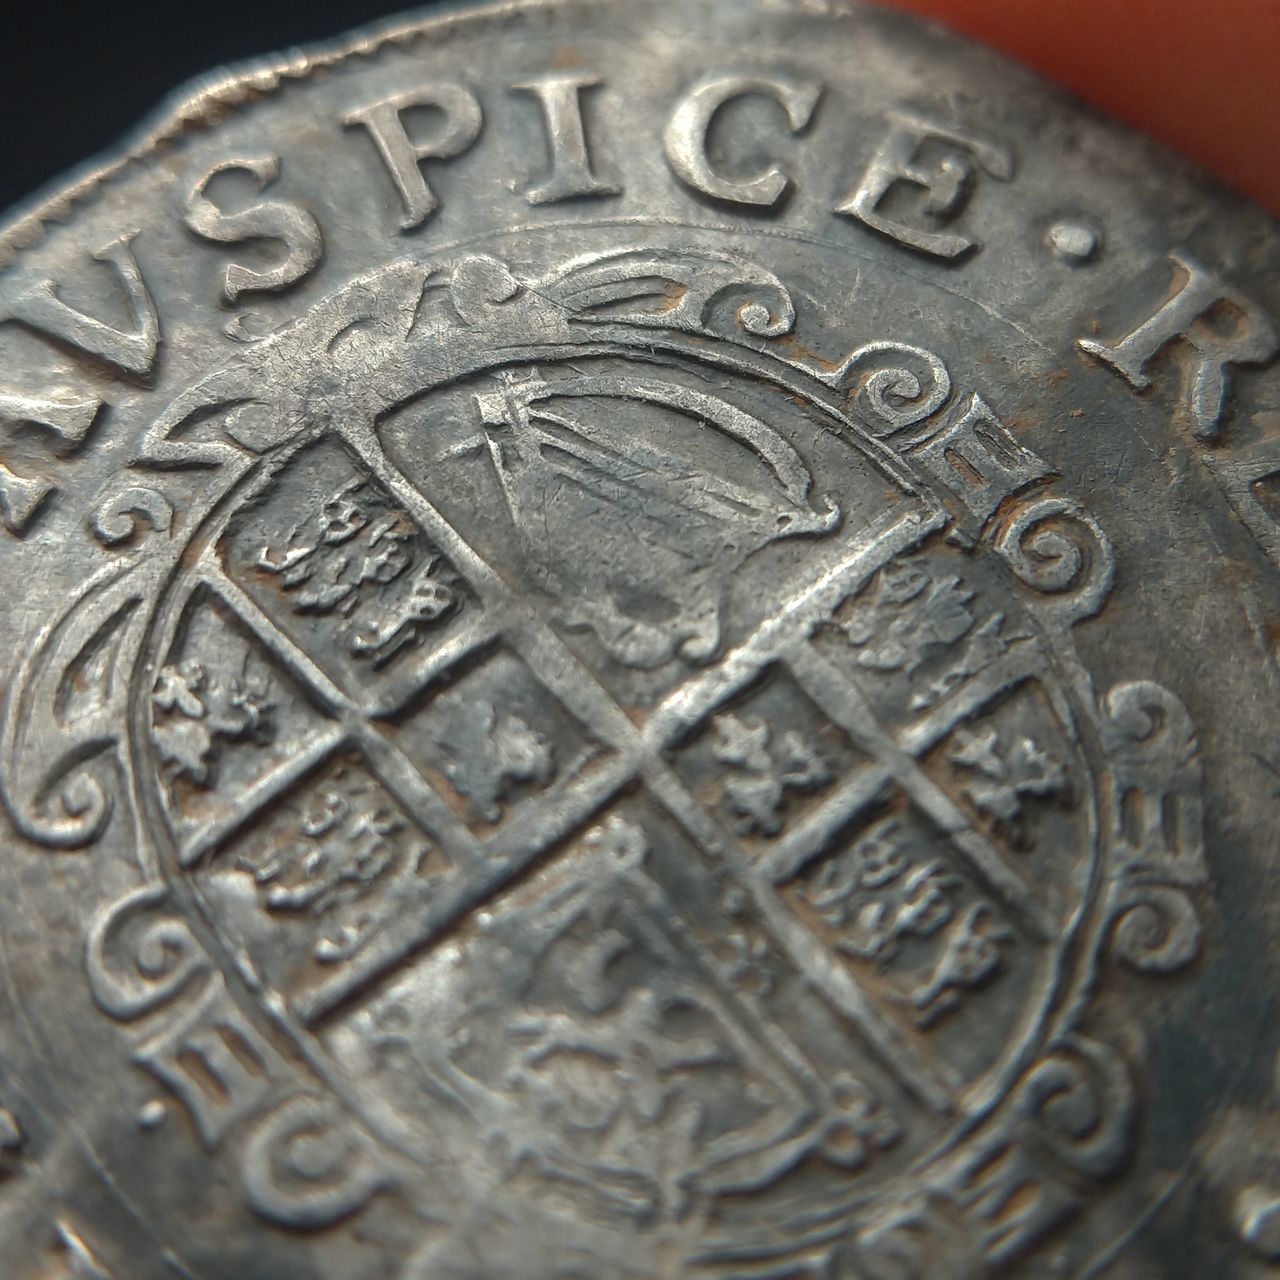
[
  {"x1": 2, "y1": 0, "x2": 1278, "y2": 218},
  {"x1": 0, "y1": 0, "x2": 437, "y2": 215}
]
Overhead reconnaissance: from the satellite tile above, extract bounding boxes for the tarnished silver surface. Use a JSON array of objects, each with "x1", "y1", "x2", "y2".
[{"x1": 1, "y1": 1, "x2": 1278, "y2": 1275}]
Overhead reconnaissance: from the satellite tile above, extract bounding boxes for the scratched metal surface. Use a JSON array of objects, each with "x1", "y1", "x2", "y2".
[{"x1": 0, "y1": 2, "x2": 1278, "y2": 1276}]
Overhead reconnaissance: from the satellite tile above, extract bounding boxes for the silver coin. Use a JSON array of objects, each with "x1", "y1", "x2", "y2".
[{"x1": 0, "y1": 2, "x2": 1277, "y2": 1276}]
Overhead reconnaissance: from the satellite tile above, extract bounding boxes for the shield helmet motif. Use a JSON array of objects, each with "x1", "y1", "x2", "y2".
[{"x1": 135, "y1": 247, "x2": 1099, "y2": 1254}]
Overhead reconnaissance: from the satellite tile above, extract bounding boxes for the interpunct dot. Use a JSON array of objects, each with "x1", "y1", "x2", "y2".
[
  {"x1": 137, "y1": 1101, "x2": 168, "y2": 1131},
  {"x1": 1047, "y1": 219, "x2": 1102, "y2": 264}
]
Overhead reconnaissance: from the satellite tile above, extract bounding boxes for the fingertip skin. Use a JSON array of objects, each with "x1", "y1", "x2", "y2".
[{"x1": 887, "y1": 0, "x2": 1280, "y2": 217}]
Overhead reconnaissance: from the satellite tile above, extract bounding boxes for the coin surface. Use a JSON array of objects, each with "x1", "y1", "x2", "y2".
[{"x1": 1, "y1": 2, "x2": 1278, "y2": 1276}]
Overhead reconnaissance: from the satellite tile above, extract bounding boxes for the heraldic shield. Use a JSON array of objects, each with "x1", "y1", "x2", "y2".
[{"x1": 110, "y1": 247, "x2": 1102, "y2": 1261}]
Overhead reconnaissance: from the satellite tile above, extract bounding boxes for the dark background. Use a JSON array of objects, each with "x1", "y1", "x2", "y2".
[
  {"x1": 0, "y1": 2, "x2": 450, "y2": 217},
  {"x1": 5, "y1": 1, "x2": 1278, "y2": 220}
]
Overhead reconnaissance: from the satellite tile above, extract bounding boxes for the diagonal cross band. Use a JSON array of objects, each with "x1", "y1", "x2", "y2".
[{"x1": 171, "y1": 429, "x2": 1061, "y2": 1118}]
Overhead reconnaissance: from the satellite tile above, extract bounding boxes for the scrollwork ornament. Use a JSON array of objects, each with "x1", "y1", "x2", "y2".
[
  {"x1": 1101, "y1": 679, "x2": 1200, "y2": 783},
  {"x1": 547, "y1": 246, "x2": 798, "y2": 339},
  {"x1": 0, "y1": 82, "x2": 1231, "y2": 1272},
  {"x1": 1015, "y1": 1035, "x2": 1135, "y2": 1179},
  {"x1": 55, "y1": 243, "x2": 1212, "y2": 1275},
  {"x1": 1099, "y1": 681, "x2": 1207, "y2": 973},
  {"x1": 4, "y1": 437, "x2": 238, "y2": 854},
  {"x1": 833, "y1": 341, "x2": 955, "y2": 435},
  {"x1": 2, "y1": 762, "x2": 114, "y2": 852},
  {"x1": 242, "y1": 1094, "x2": 395, "y2": 1231},
  {"x1": 89, "y1": 484, "x2": 174, "y2": 548},
  {"x1": 85, "y1": 885, "x2": 210, "y2": 1021},
  {"x1": 1108, "y1": 883, "x2": 1204, "y2": 973},
  {"x1": 994, "y1": 495, "x2": 1116, "y2": 623},
  {"x1": 0, "y1": 565, "x2": 144, "y2": 850}
]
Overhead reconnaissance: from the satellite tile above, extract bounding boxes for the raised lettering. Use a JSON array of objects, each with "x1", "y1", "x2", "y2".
[
  {"x1": 1206, "y1": 433, "x2": 1280, "y2": 569},
  {"x1": 3, "y1": 235, "x2": 160, "y2": 378},
  {"x1": 664, "y1": 73, "x2": 822, "y2": 208},
  {"x1": 0, "y1": 463, "x2": 49, "y2": 536},
  {"x1": 183, "y1": 154, "x2": 324, "y2": 304},
  {"x1": 513, "y1": 72, "x2": 620, "y2": 204},
  {"x1": 344, "y1": 84, "x2": 483, "y2": 231},
  {"x1": 1079, "y1": 254, "x2": 1280, "y2": 440},
  {"x1": 0, "y1": 390, "x2": 102, "y2": 534},
  {"x1": 835, "y1": 111, "x2": 1014, "y2": 259}
]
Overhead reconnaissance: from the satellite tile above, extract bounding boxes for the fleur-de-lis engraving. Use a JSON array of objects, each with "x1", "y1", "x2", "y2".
[{"x1": 712, "y1": 712, "x2": 831, "y2": 836}]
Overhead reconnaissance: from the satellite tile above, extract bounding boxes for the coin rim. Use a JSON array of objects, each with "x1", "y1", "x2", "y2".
[{"x1": 2, "y1": 0, "x2": 1254, "y2": 269}]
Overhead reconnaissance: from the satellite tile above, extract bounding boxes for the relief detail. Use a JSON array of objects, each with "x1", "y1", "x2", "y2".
[{"x1": 6, "y1": 244, "x2": 1209, "y2": 1275}]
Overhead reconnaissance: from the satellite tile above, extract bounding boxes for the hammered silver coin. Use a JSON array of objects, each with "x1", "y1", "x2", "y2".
[{"x1": 1, "y1": 2, "x2": 1278, "y2": 1276}]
